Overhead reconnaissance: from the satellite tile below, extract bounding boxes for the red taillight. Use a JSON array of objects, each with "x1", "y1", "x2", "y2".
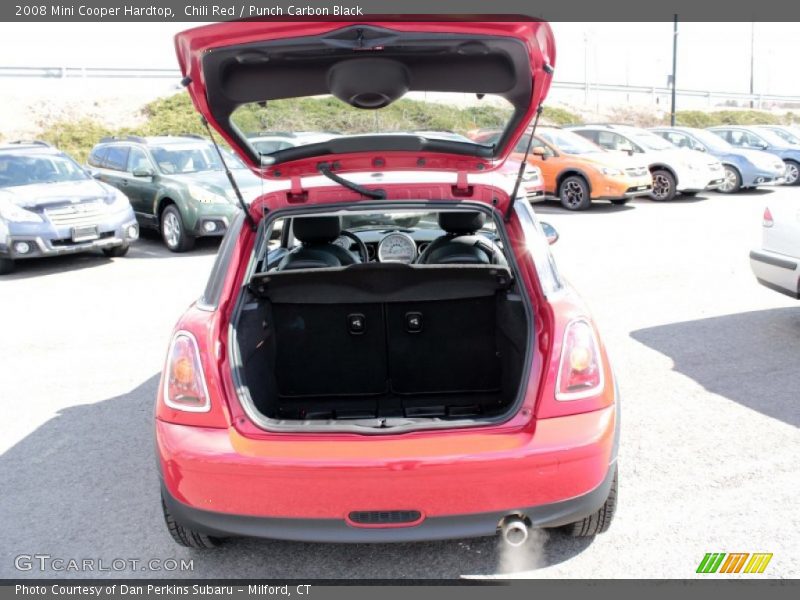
[
  {"x1": 556, "y1": 319, "x2": 604, "y2": 401},
  {"x1": 763, "y1": 207, "x2": 774, "y2": 228},
  {"x1": 163, "y1": 332, "x2": 210, "y2": 412}
]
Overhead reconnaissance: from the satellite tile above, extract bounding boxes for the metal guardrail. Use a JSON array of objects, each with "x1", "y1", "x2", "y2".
[
  {"x1": 0, "y1": 66, "x2": 180, "y2": 79},
  {"x1": 2, "y1": 65, "x2": 799, "y2": 105}
]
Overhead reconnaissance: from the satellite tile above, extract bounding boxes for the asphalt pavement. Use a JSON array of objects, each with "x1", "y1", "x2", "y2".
[{"x1": 1, "y1": 189, "x2": 798, "y2": 579}]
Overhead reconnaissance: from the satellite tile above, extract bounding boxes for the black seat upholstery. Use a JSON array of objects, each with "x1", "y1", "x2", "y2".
[
  {"x1": 277, "y1": 216, "x2": 359, "y2": 271},
  {"x1": 416, "y1": 211, "x2": 505, "y2": 265}
]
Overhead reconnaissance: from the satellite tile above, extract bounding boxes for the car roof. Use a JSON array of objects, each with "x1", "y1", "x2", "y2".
[
  {"x1": 96, "y1": 135, "x2": 209, "y2": 146},
  {"x1": 0, "y1": 141, "x2": 60, "y2": 154}
]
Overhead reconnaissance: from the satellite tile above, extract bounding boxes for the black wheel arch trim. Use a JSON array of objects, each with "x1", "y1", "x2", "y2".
[{"x1": 556, "y1": 168, "x2": 593, "y2": 195}]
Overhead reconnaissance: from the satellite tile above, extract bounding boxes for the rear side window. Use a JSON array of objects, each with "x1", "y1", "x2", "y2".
[
  {"x1": 88, "y1": 146, "x2": 108, "y2": 168},
  {"x1": 104, "y1": 146, "x2": 130, "y2": 171},
  {"x1": 515, "y1": 201, "x2": 563, "y2": 296},
  {"x1": 574, "y1": 129, "x2": 597, "y2": 144}
]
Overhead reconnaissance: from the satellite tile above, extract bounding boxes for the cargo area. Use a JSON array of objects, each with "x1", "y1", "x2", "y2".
[{"x1": 233, "y1": 263, "x2": 530, "y2": 427}]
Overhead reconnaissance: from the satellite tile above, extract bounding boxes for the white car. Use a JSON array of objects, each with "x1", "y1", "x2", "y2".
[
  {"x1": 246, "y1": 131, "x2": 338, "y2": 155},
  {"x1": 750, "y1": 202, "x2": 800, "y2": 299},
  {"x1": 568, "y1": 124, "x2": 724, "y2": 201}
]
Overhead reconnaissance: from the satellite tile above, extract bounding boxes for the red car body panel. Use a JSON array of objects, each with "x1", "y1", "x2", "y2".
[
  {"x1": 156, "y1": 21, "x2": 617, "y2": 540},
  {"x1": 157, "y1": 406, "x2": 614, "y2": 518}
]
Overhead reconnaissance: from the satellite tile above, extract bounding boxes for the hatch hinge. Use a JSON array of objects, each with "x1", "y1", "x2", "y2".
[
  {"x1": 452, "y1": 170, "x2": 473, "y2": 197},
  {"x1": 287, "y1": 175, "x2": 308, "y2": 203}
]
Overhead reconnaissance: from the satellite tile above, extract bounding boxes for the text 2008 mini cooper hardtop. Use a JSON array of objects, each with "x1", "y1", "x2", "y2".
[{"x1": 157, "y1": 20, "x2": 619, "y2": 548}]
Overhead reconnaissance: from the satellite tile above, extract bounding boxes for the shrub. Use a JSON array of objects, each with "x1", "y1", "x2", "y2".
[
  {"x1": 674, "y1": 110, "x2": 786, "y2": 128},
  {"x1": 38, "y1": 119, "x2": 116, "y2": 163},
  {"x1": 541, "y1": 106, "x2": 581, "y2": 126}
]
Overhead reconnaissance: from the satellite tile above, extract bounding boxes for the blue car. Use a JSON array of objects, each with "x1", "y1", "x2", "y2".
[
  {"x1": 759, "y1": 125, "x2": 800, "y2": 147},
  {"x1": 650, "y1": 126, "x2": 786, "y2": 194},
  {"x1": 0, "y1": 141, "x2": 139, "y2": 274},
  {"x1": 707, "y1": 125, "x2": 800, "y2": 186}
]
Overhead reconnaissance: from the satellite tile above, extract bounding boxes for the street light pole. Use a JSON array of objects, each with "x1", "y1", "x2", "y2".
[
  {"x1": 670, "y1": 15, "x2": 678, "y2": 126},
  {"x1": 749, "y1": 22, "x2": 755, "y2": 108}
]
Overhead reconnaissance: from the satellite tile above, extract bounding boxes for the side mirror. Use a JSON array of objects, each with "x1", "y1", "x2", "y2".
[
  {"x1": 619, "y1": 145, "x2": 634, "y2": 156},
  {"x1": 532, "y1": 146, "x2": 547, "y2": 159},
  {"x1": 541, "y1": 221, "x2": 559, "y2": 245},
  {"x1": 132, "y1": 167, "x2": 155, "y2": 178}
]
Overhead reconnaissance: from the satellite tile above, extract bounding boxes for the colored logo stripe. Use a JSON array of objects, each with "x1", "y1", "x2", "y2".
[
  {"x1": 697, "y1": 553, "x2": 726, "y2": 573},
  {"x1": 697, "y1": 553, "x2": 772, "y2": 574},
  {"x1": 720, "y1": 553, "x2": 749, "y2": 573},
  {"x1": 744, "y1": 554, "x2": 773, "y2": 574}
]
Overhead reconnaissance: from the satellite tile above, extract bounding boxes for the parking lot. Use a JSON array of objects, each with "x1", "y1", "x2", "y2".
[{"x1": 1, "y1": 188, "x2": 798, "y2": 579}]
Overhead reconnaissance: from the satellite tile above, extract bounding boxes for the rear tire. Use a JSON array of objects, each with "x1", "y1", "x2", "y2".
[
  {"x1": 558, "y1": 175, "x2": 592, "y2": 211},
  {"x1": 0, "y1": 257, "x2": 14, "y2": 275},
  {"x1": 160, "y1": 205, "x2": 195, "y2": 253},
  {"x1": 563, "y1": 466, "x2": 617, "y2": 537},
  {"x1": 718, "y1": 165, "x2": 742, "y2": 193},
  {"x1": 649, "y1": 169, "x2": 677, "y2": 201},
  {"x1": 783, "y1": 160, "x2": 800, "y2": 186},
  {"x1": 161, "y1": 496, "x2": 222, "y2": 549},
  {"x1": 102, "y1": 244, "x2": 129, "y2": 258},
  {"x1": 610, "y1": 199, "x2": 630, "y2": 206}
]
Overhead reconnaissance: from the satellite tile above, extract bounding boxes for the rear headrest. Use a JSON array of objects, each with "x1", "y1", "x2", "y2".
[
  {"x1": 293, "y1": 216, "x2": 342, "y2": 244},
  {"x1": 439, "y1": 211, "x2": 486, "y2": 235}
]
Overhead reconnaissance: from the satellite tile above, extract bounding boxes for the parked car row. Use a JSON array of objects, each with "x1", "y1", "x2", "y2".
[{"x1": 1, "y1": 119, "x2": 797, "y2": 273}]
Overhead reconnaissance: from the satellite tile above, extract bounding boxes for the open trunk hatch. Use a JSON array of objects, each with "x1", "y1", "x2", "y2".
[{"x1": 175, "y1": 20, "x2": 555, "y2": 173}]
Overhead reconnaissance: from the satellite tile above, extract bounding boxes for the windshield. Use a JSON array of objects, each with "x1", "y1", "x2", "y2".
[
  {"x1": 538, "y1": 129, "x2": 603, "y2": 154},
  {"x1": 231, "y1": 93, "x2": 512, "y2": 156},
  {"x1": 341, "y1": 212, "x2": 443, "y2": 231},
  {"x1": 0, "y1": 153, "x2": 88, "y2": 188},
  {"x1": 628, "y1": 131, "x2": 675, "y2": 151},
  {"x1": 763, "y1": 127, "x2": 800, "y2": 145},
  {"x1": 751, "y1": 128, "x2": 790, "y2": 147},
  {"x1": 687, "y1": 129, "x2": 733, "y2": 152},
  {"x1": 149, "y1": 144, "x2": 246, "y2": 174}
]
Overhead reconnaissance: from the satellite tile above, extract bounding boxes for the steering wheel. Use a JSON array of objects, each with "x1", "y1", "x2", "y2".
[{"x1": 338, "y1": 230, "x2": 369, "y2": 263}]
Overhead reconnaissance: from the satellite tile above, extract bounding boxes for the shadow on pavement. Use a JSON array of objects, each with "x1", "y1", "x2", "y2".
[
  {"x1": 534, "y1": 199, "x2": 635, "y2": 214},
  {"x1": 130, "y1": 231, "x2": 221, "y2": 260},
  {"x1": 631, "y1": 307, "x2": 800, "y2": 427},
  {"x1": 1, "y1": 376, "x2": 592, "y2": 579},
  {"x1": 1, "y1": 236, "x2": 219, "y2": 279}
]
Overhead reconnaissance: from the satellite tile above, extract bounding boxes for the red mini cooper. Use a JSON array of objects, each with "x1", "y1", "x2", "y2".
[{"x1": 157, "y1": 19, "x2": 618, "y2": 548}]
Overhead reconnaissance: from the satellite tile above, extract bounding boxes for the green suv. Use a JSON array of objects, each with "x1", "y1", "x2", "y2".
[{"x1": 87, "y1": 136, "x2": 262, "y2": 251}]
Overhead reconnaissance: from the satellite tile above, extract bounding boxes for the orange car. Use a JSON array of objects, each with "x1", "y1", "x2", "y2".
[
  {"x1": 471, "y1": 127, "x2": 652, "y2": 211},
  {"x1": 526, "y1": 127, "x2": 654, "y2": 210}
]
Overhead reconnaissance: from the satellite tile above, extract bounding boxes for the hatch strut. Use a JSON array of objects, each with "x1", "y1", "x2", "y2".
[
  {"x1": 318, "y1": 162, "x2": 386, "y2": 199},
  {"x1": 505, "y1": 104, "x2": 544, "y2": 222},
  {"x1": 201, "y1": 117, "x2": 257, "y2": 231}
]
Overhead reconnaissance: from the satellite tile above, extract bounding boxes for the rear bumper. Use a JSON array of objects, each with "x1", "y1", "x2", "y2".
[
  {"x1": 156, "y1": 404, "x2": 618, "y2": 542},
  {"x1": 750, "y1": 249, "x2": 800, "y2": 299},
  {"x1": 161, "y1": 462, "x2": 617, "y2": 543}
]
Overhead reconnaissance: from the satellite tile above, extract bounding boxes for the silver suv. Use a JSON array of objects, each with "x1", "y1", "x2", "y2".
[{"x1": 0, "y1": 141, "x2": 138, "y2": 274}]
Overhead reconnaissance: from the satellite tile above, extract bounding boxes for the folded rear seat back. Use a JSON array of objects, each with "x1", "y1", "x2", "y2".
[{"x1": 253, "y1": 264, "x2": 513, "y2": 405}]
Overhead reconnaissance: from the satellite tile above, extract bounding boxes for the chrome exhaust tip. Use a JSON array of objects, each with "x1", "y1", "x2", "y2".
[{"x1": 500, "y1": 515, "x2": 530, "y2": 547}]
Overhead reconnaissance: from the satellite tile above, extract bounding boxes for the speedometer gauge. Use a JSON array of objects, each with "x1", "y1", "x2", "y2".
[{"x1": 377, "y1": 232, "x2": 417, "y2": 264}]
